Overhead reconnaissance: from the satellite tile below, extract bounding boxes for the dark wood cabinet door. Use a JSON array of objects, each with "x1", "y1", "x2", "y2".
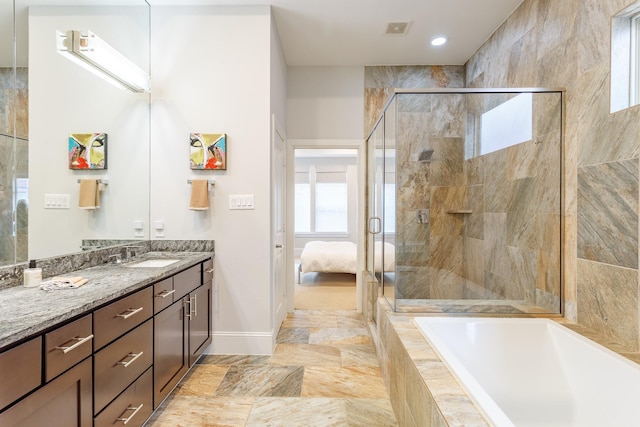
[
  {"x1": 189, "y1": 280, "x2": 212, "y2": 366},
  {"x1": 153, "y1": 297, "x2": 188, "y2": 408},
  {"x1": 0, "y1": 358, "x2": 92, "y2": 427}
]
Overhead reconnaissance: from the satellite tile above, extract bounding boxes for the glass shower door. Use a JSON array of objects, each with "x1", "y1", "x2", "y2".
[
  {"x1": 366, "y1": 96, "x2": 397, "y2": 309},
  {"x1": 367, "y1": 116, "x2": 384, "y2": 288}
]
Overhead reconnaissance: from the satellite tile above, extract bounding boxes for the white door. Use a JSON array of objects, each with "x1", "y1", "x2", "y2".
[{"x1": 272, "y1": 115, "x2": 287, "y2": 329}]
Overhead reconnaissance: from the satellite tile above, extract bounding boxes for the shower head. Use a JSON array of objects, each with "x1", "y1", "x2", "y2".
[{"x1": 418, "y1": 148, "x2": 434, "y2": 163}]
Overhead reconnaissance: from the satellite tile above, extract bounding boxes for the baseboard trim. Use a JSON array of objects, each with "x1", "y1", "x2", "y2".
[{"x1": 208, "y1": 331, "x2": 275, "y2": 355}]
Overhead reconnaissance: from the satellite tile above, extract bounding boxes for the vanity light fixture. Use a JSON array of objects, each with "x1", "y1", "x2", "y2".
[
  {"x1": 430, "y1": 36, "x2": 447, "y2": 46},
  {"x1": 56, "y1": 30, "x2": 149, "y2": 93}
]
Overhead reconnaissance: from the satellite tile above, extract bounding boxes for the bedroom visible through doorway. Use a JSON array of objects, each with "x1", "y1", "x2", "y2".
[{"x1": 294, "y1": 148, "x2": 358, "y2": 310}]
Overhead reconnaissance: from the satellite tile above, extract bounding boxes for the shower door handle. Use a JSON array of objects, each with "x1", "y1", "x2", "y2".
[{"x1": 368, "y1": 217, "x2": 382, "y2": 234}]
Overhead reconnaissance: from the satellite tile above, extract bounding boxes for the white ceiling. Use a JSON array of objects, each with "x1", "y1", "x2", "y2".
[{"x1": 8, "y1": 0, "x2": 524, "y2": 67}]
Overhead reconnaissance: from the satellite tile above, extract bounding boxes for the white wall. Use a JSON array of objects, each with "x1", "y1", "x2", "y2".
[
  {"x1": 287, "y1": 66, "x2": 364, "y2": 140},
  {"x1": 29, "y1": 7, "x2": 150, "y2": 259},
  {"x1": 150, "y1": 5, "x2": 285, "y2": 354}
]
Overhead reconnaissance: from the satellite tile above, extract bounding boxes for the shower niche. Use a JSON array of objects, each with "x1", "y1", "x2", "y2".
[{"x1": 366, "y1": 88, "x2": 564, "y2": 315}]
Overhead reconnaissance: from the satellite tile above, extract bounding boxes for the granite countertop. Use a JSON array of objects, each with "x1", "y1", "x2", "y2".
[{"x1": 0, "y1": 251, "x2": 212, "y2": 349}]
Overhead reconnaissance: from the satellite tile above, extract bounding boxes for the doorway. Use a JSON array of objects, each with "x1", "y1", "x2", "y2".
[{"x1": 292, "y1": 147, "x2": 360, "y2": 310}]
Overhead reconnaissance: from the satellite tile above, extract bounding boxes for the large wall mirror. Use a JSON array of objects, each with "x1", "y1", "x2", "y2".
[{"x1": 0, "y1": 0, "x2": 150, "y2": 266}]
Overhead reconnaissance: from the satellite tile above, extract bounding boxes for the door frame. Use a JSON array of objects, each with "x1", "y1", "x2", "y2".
[{"x1": 272, "y1": 114, "x2": 288, "y2": 333}]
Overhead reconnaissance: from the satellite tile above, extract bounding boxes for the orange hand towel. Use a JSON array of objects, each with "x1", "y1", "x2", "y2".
[
  {"x1": 78, "y1": 179, "x2": 100, "y2": 209},
  {"x1": 189, "y1": 180, "x2": 209, "y2": 210}
]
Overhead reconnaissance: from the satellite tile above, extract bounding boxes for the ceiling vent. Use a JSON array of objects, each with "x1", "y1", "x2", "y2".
[{"x1": 385, "y1": 22, "x2": 411, "y2": 35}]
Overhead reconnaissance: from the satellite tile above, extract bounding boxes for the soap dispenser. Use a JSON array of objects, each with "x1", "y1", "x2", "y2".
[{"x1": 24, "y1": 260, "x2": 42, "y2": 288}]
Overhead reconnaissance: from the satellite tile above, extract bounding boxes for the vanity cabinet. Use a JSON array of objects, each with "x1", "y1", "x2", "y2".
[
  {"x1": 154, "y1": 260, "x2": 213, "y2": 407},
  {"x1": 0, "y1": 256, "x2": 213, "y2": 427}
]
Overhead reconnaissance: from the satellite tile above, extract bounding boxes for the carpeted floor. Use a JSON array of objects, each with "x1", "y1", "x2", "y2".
[{"x1": 294, "y1": 267, "x2": 356, "y2": 310}]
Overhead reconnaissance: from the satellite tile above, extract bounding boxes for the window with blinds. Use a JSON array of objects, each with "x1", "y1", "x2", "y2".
[{"x1": 295, "y1": 166, "x2": 348, "y2": 233}]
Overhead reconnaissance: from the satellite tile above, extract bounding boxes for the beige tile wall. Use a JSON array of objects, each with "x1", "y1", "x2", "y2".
[{"x1": 466, "y1": 0, "x2": 640, "y2": 350}]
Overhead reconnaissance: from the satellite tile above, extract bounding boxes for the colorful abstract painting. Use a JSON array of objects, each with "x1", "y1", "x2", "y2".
[
  {"x1": 190, "y1": 133, "x2": 226, "y2": 170},
  {"x1": 69, "y1": 133, "x2": 107, "y2": 169}
]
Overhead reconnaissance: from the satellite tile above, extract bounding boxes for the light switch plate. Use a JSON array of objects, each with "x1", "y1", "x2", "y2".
[
  {"x1": 229, "y1": 194, "x2": 255, "y2": 210},
  {"x1": 44, "y1": 194, "x2": 70, "y2": 209}
]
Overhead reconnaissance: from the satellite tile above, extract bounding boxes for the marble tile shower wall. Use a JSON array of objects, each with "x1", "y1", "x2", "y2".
[
  {"x1": 365, "y1": 66, "x2": 465, "y2": 301},
  {"x1": 466, "y1": 0, "x2": 640, "y2": 350},
  {"x1": 0, "y1": 67, "x2": 29, "y2": 266},
  {"x1": 462, "y1": 93, "x2": 562, "y2": 311}
]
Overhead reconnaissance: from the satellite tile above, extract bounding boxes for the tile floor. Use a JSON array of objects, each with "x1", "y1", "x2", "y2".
[{"x1": 146, "y1": 309, "x2": 398, "y2": 426}]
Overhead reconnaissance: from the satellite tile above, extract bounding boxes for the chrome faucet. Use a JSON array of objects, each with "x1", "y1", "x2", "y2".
[{"x1": 125, "y1": 245, "x2": 146, "y2": 259}]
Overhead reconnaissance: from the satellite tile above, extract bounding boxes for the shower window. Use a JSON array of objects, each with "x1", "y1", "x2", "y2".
[
  {"x1": 611, "y1": 2, "x2": 640, "y2": 112},
  {"x1": 480, "y1": 92, "x2": 532, "y2": 155}
]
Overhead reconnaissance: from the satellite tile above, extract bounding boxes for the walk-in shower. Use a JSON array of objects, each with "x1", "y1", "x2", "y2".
[{"x1": 366, "y1": 88, "x2": 564, "y2": 315}]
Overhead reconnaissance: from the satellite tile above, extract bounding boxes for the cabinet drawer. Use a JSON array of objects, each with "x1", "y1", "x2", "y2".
[
  {"x1": 94, "y1": 319, "x2": 153, "y2": 414},
  {"x1": 203, "y1": 258, "x2": 214, "y2": 283},
  {"x1": 153, "y1": 277, "x2": 174, "y2": 314},
  {"x1": 94, "y1": 287, "x2": 152, "y2": 350},
  {"x1": 94, "y1": 368, "x2": 153, "y2": 427},
  {"x1": 45, "y1": 314, "x2": 93, "y2": 382},
  {"x1": 0, "y1": 337, "x2": 42, "y2": 410},
  {"x1": 174, "y1": 264, "x2": 201, "y2": 300}
]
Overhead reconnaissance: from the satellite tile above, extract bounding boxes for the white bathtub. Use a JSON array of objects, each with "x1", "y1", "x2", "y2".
[{"x1": 414, "y1": 317, "x2": 640, "y2": 427}]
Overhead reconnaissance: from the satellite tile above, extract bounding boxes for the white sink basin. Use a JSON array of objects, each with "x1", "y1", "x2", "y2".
[{"x1": 126, "y1": 259, "x2": 180, "y2": 268}]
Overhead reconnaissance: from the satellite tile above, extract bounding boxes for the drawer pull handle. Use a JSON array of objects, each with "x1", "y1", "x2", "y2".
[
  {"x1": 55, "y1": 334, "x2": 94, "y2": 354},
  {"x1": 157, "y1": 289, "x2": 175, "y2": 299},
  {"x1": 117, "y1": 351, "x2": 144, "y2": 368},
  {"x1": 205, "y1": 268, "x2": 214, "y2": 273},
  {"x1": 116, "y1": 403, "x2": 144, "y2": 424},
  {"x1": 116, "y1": 307, "x2": 144, "y2": 320}
]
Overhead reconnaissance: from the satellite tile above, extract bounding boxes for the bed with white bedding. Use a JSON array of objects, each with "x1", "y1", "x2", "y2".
[{"x1": 297, "y1": 240, "x2": 395, "y2": 283}]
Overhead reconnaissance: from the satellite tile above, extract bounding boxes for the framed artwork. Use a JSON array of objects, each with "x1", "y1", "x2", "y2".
[
  {"x1": 190, "y1": 133, "x2": 226, "y2": 170},
  {"x1": 69, "y1": 133, "x2": 107, "y2": 169}
]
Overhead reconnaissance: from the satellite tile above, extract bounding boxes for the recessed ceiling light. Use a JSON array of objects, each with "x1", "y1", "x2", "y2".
[{"x1": 430, "y1": 36, "x2": 447, "y2": 46}]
